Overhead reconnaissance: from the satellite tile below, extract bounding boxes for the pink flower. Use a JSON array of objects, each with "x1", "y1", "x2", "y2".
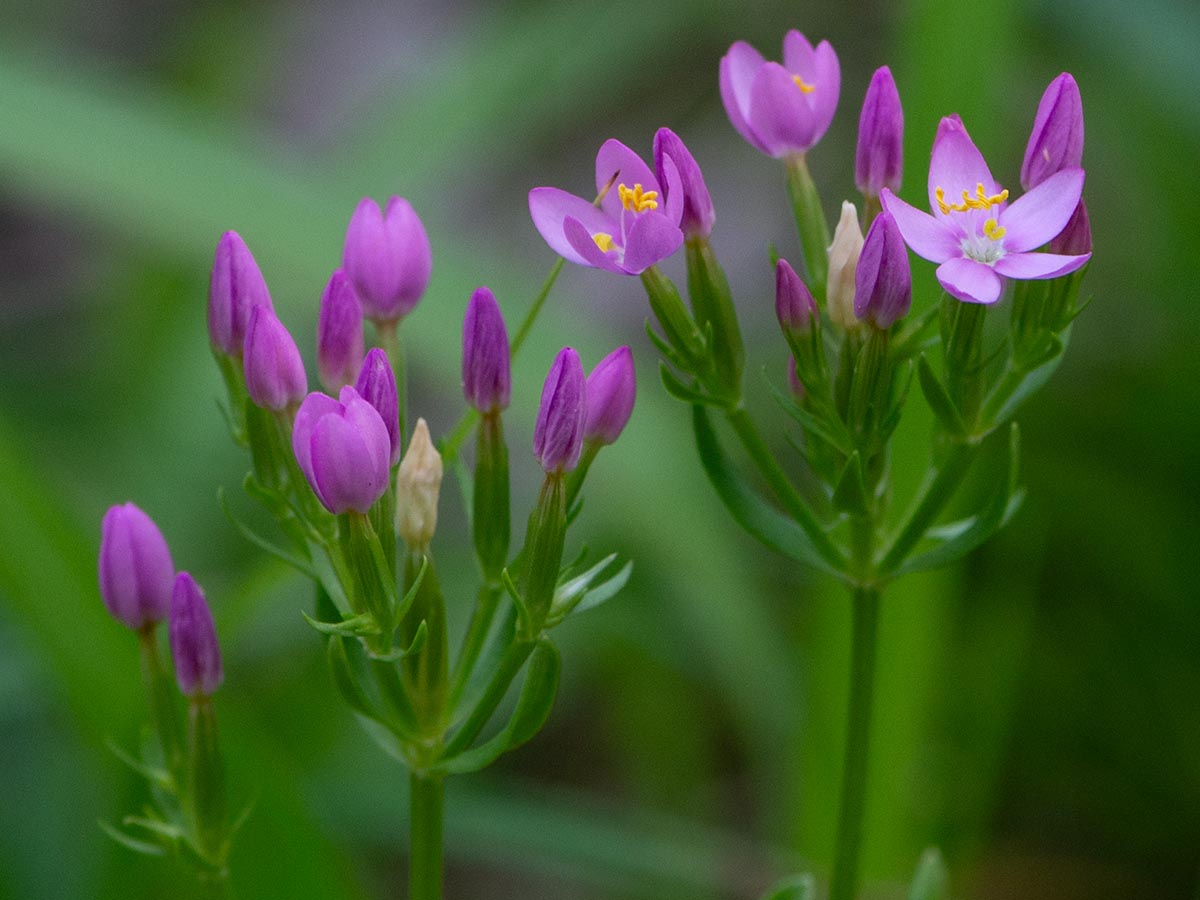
[{"x1": 881, "y1": 115, "x2": 1090, "y2": 305}]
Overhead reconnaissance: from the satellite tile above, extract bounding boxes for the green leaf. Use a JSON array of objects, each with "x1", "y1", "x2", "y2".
[
  {"x1": 326, "y1": 635, "x2": 381, "y2": 722},
  {"x1": 917, "y1": 354, "x2": 965, "y2": 436},
  {"x1": 643, "y1": 318, "x2": 691, "y2": 373},
  {"x1": 832, "y1": 452, "x2": 869, "y2": 516},
  {"x1": 435, "y1": 639, "x2": 561, "y2": 775},
  {"x1": 97, "y1": 820, "x2": 166, "y2": 857},
  {"x1": 908, "y1": 847, "x2": 949, "y2": 900},
  {"x1": 692, "y1": 406, "x2": 845, "y2": 580},
  {"x1": 392, "y1": 554, "x2": 429, "y2": 626},
  {"x1": 659, "y1": 363, "x2": 720, "y2": 407},
  {"x1": 989, "y1": 330, "x2": 1070, "y2": 426},
  {"x1": 500, "y1": 567, "x2": 532, "y2": 637},
  {"x1": 759, "y1": 872, "x2": 816, "y2": 900},
  {"x1": 898, "y1": 424, "x2": 1023, "y2": 575},
  {"x1": 104, "y1": 738, "x2": 171, "y2": 790},
  {"x1": 368, "y1": 620, "x2": 428, "y2": 662},
  {"x1": 302, "y1": 611, "x2": 380, "y2": 638},
  {"x1": 546, "y1": 555, "x2": 633, "y2": 626},
  {"x1": 218, "y1": 487, "x2": 318, "y2": 578},
  {"x1": 763, "y1": 373, "x2": 853, "y2": 455}
]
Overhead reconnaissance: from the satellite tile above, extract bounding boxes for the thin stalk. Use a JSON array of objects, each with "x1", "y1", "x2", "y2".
[
  {"x1": 784, "y1": 153, "x2": 831, "y2": 300},
  {"x1": 828, "y1": 586, "x2": 881, "y2": 900},
  {"x1": 724, "y1": 405, "x2": 845, "y2": 571},
  {"x1": 443, "y1": 639, "x2": 534, "y2": 757},
  {"x1": 408, "y1": 771, "x2": 444, "y2": 900},
  {"x1": 138, "y1": 625, "x2": 183, "y2": 775},
  {"x1": 447, "y1": 583, "x2": 501, "y2": 712}
]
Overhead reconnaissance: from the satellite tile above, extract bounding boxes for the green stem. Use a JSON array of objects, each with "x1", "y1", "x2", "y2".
[
  {"x1": 978, "y1": 364, "x2": 1025, "y2": 430},
  {"x1": 408, "y1": 771, "x2": 444, "y2": 900},
  {"x1": 877, "y1": 441, "x2": 978, "y2": 575},
  {"x1": 724, "y1": 406, "x2": 845, "y2": 571},
  {"x1": 829, "y1": 586, "x2": 881, "y2": 900},
  {"x1": 447, "y1": 583, "x2": 501, "y2": 712},
  {"x1": 443, "y1": 639, "x2": 534, "y2": 756},
  {"x1": 784, "y1": 153, "x2": 831, "y2": 300},
  {"x1": 137, "y1": 625, "x2": 183, "y2": 775}
]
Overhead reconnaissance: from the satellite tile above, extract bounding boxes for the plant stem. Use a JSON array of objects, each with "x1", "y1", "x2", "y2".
[
  {"x1": 828, "y1": 585, "x2": 881, "y2": 900},
  {"x1": 510, "y1": 257, "x2": 565, "y2": 356},
  {"x1": 137, "y1": 625, "x2": 183, "y2": 775},
  {"x1": 784, "y1": 153, "x2": 831, "y2": 301},
  {"x1": 408, "y1": 771, "x2": 444, "y2": 900},
  {"x1": 447, "y1": 583, "x2": 501, "y2": 712},
  {"x1": 443, "y1": 639, "x2": 534, "y2": 756}
]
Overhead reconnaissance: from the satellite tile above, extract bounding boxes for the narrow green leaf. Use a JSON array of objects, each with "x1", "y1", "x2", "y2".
[
  {"x1": 832, "y1": 452, "x2": 869, "y2": 516},
  {"x1": 917, "y1": 354, "x2": 965, "y2": 436},
  {"x1": 435, "y1": 639, "x2": 561, "y2": 775},
  {"x1": 302, "y1": 611, "x2": 380, "y2": 638},
  {"x1": 764, "y1": 373, "x2": 854, "y2": 455},
  {"x1": 908, "y1": 847, "x2": 949, "y2": 900},
  {"x1": 692, "y1": 406, "x2": 845, "y2": 580},
  {"x1": 97, "y1": 820, "x2": 166, "y2": 857},
  {"x1": 393, "y1": 554, "x2": 429, "y2": 626},
  {"x1": 500, "y1": 567, "x2": 532, "y2": 636},
  {"x1": 218, "y1": 487, "x2": 318, "y2": 578},
  {"x1": 326, "y1": 636, "x2": 381, "y2": 722},
  {"x1": 759, "y1": 872, "x2": 816, "y2": 900},
  {"x1": 368, "y1": 620, "x2": 428, "y2": 662},
  {"x1": 660, "y1": 363, "x2": 720, "y2": 407},
  {"x1": 643, "y1": 318, "x2": 691, "y2": 373}
]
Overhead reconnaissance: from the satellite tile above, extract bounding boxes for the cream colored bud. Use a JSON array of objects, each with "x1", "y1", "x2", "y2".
[
  {"x1": 827, "y1": 201, "x2": 865, "y2": 330},
  {"x1": 396, "y1": 418, "x2": 443, "y2": 548}
]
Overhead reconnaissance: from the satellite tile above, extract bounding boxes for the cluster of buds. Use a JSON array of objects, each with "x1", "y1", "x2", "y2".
[{"x1": 97, "y1": 503, "x2": 228, "y2": 868}]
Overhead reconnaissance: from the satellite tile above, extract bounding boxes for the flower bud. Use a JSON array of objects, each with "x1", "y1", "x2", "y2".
[
  {"x1": 854, "y1": 210, "x2": 911, "y2": 329},
  {"x1": 1048, "y1": 199, "x2": 1092, "y2": 256},
  {"x1": 208, "y1": 231, "x2": 272, "y2": 356},
  {"x1": 855, "y1": 66, "x2": 903, "y2": 197},
  {"x1": 533, "y1": 347, "x2": 587, "y2": 473},
  {"x1": 584, "y1": 346, "x2": 636, "y2": 445},
  {"x1": 775, "y1": 258, "x2": 818, "y2": 335},
  {"x1": 827, "y1": 201, "x2": 865, "y2": 329},
  {"x1": 342, "y1": 196, "x2": 432, "y2": 323},
  {"x1": 317, "y1": 269, "x2": 365, "y2": 392},
  {"x1": 292, "y1": 386, "x2": 392, "y2": 514},
  {"x1": 354, "y1": 348, "x2": 401, "y2": 466},
  {"x1": 99, "y1": 503, "x2": 175, "y2": 629},
  {"x1": 396, "y1": 418, "x2": 443, "y2": 548},
  {"x1": 462, "y1": 287, "x2": 511, "y2": 413},
  {"x1": 243, "y1": 306, "x2": 307, "y2": 410},
  {"x1": 653, "y1": 127, "x2": 715, "y2": 240},
  {"x1": 1021, "y1": 73, "x2": 1084, "y2": 190},
  {"x1": 169, "y1": 572, "x2": 223, "y2": 696}
]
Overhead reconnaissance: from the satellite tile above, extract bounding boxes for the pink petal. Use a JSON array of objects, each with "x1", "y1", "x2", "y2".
[
  {"x1": 936, "y1": 256, "x2": 1003, "y2": 305},
  {"x1": 292, "y1": 390, "x2": 341, "y2": 484},
  {"x1": 719, "y1": 42, "x2": 768, "y2": 153},
  {"x1": 781, "y1": 30, "x2": 816, "y2": 79},
  {"x1": 927, "y1": 115, "x2": 999, "y2": 214},
  {"x1": 529, "y1": 188, "x2": 613, "y2": 265},
  {"x1": 595, "y1": 139, "x2": 658, "y2": 221},
  {"x1": 993, "y1": 250, "x2": 1090, "y2": 280},
  {"x1": 621, "y1": 213, "x2": 684, "y2": 275},
  {"x1": 808, "y1": 40, "x2": 840, "y2": 143},
  {"x1": 881, "y1": 189, "x2": 960, "y2": 263},
  {"x1": 659, "y1": 154, "x2": 684, "y2": 227},
  {"x1": 310, "y1": 416, "x2": 379, "y2": 514},
  {"x1": 998, "y1": 168, "x2": 1084, "y2": 253},
  {"x1": 749, "y1": 62, "x2": 817, "y2": 157},
  {"x1": 563, "y1": 215, "x2": 626, "y2": 274}
]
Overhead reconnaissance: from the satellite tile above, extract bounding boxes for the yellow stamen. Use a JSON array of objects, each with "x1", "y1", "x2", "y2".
[
  {"x1": 983, "y1": 218, "x2": 1006, "y2": 241},
  {"x1": 618, "y1": 183, "x2": 658, "y2": 213},
  {"x1": 792, "y1": 74, "x2": 816, "y2": 94},
  {"x1": 593, "y1": 232, "x2": 615, "y2": 252},
  {"x1": 935, "y1": 182, "x2": 1009, "y2": 215}
]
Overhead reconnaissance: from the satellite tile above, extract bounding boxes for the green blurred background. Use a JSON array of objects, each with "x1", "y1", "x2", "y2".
[{"x1": 1, "y1": 0, "x2": 1197, "y2": 898}]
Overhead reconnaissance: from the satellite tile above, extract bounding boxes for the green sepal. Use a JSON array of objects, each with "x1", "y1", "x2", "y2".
[
  {"x1": 500, "y1": 567, "x2": 532, "y2": 638},
  {"x1": 98, "y1": 819, "x2": 168, "y2": 857},
  {"x1": 784, "y1": 154, "x2": 830, "y2": 299},
  {"x1": 644, "y1": 318, "x2": 693, "y2": 373},
  {"x1": 184, "y1": 698, "x2": 226, "y2": 865},
  {"x1": 758, "y1": 873, "x2": 816, "y2": 900},
  {"x1": 303, "y1": 610, "x2": 381, "y2": 638},
  {"x1": 832, "y1": 452, "x2": 869, "y2": 516},
  {"x1": 896, "y1": 423, "x2": 1023, "y2": 575},
  {"x1": 433, "y1": 639, "x2": 561, "y2": 775},
  {"x1": 685, "y1": 237, "x2": 744, "y2": 399},
  {"x1": 218, "y1": 487, "x2": 317, "y2": 578},
  {"x1": 641, "y1": 266, "x2": 706, "y2": 365},
  {"x1": 369, "y1": 620, "x2": 428, "y2": 662},
  {"x1": 519, "y1": 473, "x2": 568, "y2": 635},
  {"x1": 907, "y1": 847, "x2": 949, "y2": 900},
  {"x1": 917, "y1": 354, "x2": 966, "y2": 436},
  {"x1": 473, "y1": 412, "x2": 511, "y2": 580},
  {"x1": 660, "y1": 363, "x2": 720, "y2": 407},
  {"x1": 545, "y1": 553, "x2": 632, "y2": 627},
  {"x1": 692, "y1": 405, "x2": 845, "y2": 581}
]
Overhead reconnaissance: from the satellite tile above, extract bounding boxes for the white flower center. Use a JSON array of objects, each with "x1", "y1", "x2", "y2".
[{"x1": 960, "y1": 216, "x2": 1007, "y2": 265}]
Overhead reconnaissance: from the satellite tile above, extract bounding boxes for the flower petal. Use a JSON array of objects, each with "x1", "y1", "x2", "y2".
[
  {"x1": 529, "y1": 187, "x2": 613, "y2": 265},
  {"x1": 808, "y1": 40, "x2": 840, "y2": 144},
  {"x1": 881, "y1": 189, "x2": 960, "y2": 263},
  {"x1": 310, "y1": 415, "x2": 378, "y2": 514},
  {"x1": 563, "y1": 215, "x2": 626, "y2": 274},
  {"x1": 749, "y1": 62, "x2": 817, "y2": 157},
  {"x1": 595, "y1": 139, "x2": 658, "y2": 221},
  {"x1": 998, "y1": 168, "x2": 1084, "y2": 253},
  {"x1": 292, "y1": 391, "x2": 342, "y2": 487},
  {"x1": 928, "y1": 115, "x2": 999, "y2": 214},
  {"x1": 993, "y1": 250, "x2": 1090, "y2": 280},
  {"x1": 658, "y1": 153, "x2": 685, "y2": 228},
  {"x1": 936, "y1": 256, "x2": 1003, "y2": 305},
  {"x1": 621, "y1": 213, "x2": 684, "y2": 275},
  {"x1": 719, "y1": 42, "x2": 768, "y2": 153},
  {"x1": 781, "y1": 30, "x2": 816, "y2": 79}
]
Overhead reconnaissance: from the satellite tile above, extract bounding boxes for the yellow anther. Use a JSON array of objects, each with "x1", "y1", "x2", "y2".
[
  {"x1": 593, "y1": 232, "x2": 615, "y2": 252},
  {"x1": 935, "y1": 182, "x2": 1009, "y2": 215},
  {"x1": 618, "y1": 182, "x2": 658, "y2": 213},
  {"x1": 983, "y1": 218, "x2": 1006, "y2": 241},
  {"x1": 792, "y1": 74, "x2": 816, "y2": 94}
]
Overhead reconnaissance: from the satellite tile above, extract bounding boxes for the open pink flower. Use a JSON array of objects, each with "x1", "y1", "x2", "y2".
[
  {"x1": 529, "y1": 139, "x2": 684, "y2": 276},
  {"x1": 880, "y1": 116, "x2": 1089, "y2": 305}
]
